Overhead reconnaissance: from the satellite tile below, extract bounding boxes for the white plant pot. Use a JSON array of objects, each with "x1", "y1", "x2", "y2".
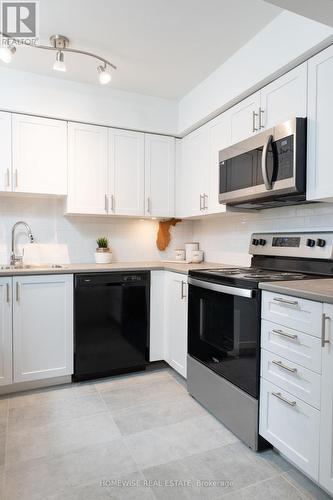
[{"x1": 94, "y1": 251, "x2": 112, "y2": 264}]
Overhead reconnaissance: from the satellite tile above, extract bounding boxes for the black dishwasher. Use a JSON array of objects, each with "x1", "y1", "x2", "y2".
[{"x1": 74, "y1": 272, "x2": 150, "y2": 381}]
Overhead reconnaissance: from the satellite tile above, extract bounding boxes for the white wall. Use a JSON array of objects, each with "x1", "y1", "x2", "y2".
[
  {"x1": 192, "y1": 203, "x2": 333, "y2": 266},
  {"x1": 0, "y1": 197, "x2": 193, "y2": 265},
  {"x1": 178, "y1": 11, "x2": 333, "y2": 133},
  {"x1": 0, "y1": 67, "x2": 178, "y2": 135}
]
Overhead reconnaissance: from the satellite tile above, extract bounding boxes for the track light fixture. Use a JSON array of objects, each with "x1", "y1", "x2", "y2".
[{"x1": 0, "y1": 33, "x2": 116, "y2": 84}]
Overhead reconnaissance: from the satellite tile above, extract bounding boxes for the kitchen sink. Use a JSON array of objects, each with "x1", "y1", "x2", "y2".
[{"x1": 0, "y1": 264, "x2": 67, "y2": 271}]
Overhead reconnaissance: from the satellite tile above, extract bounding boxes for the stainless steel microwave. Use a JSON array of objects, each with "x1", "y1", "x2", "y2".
[{"x1": 219, "y1": 117, "x2": 307, "y2": 209}]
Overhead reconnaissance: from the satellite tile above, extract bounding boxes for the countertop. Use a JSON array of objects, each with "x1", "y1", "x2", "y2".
[
  {"x1": 0, "y1": 261, "x2": 226, "y2": 277},
  {"x1": 259, "y1": 279, "x2": 333, "y2": 304}
]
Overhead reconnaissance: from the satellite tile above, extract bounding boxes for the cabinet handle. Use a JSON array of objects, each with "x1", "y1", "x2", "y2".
[
  {"x1": 200, "y1": 194, "x2": 205, "y2": 211},
  {"x1": 252, "y1": 111, "x2": 258, "y2": 132},
  {"x1": 6, "y1": 283, "x2": 10, "y2": 303},
  {"x1": 272, "y1": 329, "x2": 298, "y2": 340},
  {"x1": 110, "y1": 194, "x2": 115, "y2": 212},
  {"x1": 146, "y1": 197, "x2": 151, "y2": 214},
  {"x1": 272, "y1": 391, "x2": 296, "y2": 407},
  {"x1": 104, "y1": 194, "x2": 109, "y2": 213},
  {"x1": 259, "y1": 107, "x2": 265, "y2": 129},
  {"x1": 6, "y1": 168, "x2": 10, "y2": 188},
  {"x1": 181, "y1": 281, "x2": 187, "y2": 300},
  {"x1": 272, "y1": 359, "x2": 297, "y2": 373},
  {"x1": 16, "y1": 282, "x2": 20, "y2": 303},
  {"x1": 204, "y1": 193, "x2": 208, "y2": 210},
  {"x1": 321, "y1": 313, "x2": 330, "y2": 348},
  {"x1": 14, "y1": 169, "x2": 18, "y2": 189},
  {"x1": 273, "y1": 297, "x2": 298, "y2": 306}
]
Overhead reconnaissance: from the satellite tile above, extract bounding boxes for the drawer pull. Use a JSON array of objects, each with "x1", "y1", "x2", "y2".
[
  {"x1": 272, "y1": 391, "x2": 296, "y2": 407},
  {"x1": 321, "y1": 313, "x2": 330, "y2": 348},
  {"x1": 272, "y1": 329, "x2": 298, "y2": 340},
  {"x1": 273, "y1": 297, "x2": 298, "y2": 306},
  {"x1": 272, "y1": 359, "x2": 297, "y2": 373}
]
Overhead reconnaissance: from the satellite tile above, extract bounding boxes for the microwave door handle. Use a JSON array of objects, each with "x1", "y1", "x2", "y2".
[{"x1": 262, "y1": 134, "x2": 273, "y2": 190}]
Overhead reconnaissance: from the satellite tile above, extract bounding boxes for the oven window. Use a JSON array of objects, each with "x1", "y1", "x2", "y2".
[
  {"x1": 220, "y1": 149, "x2": 261, "y2": 194},
  {"x1": 188, "y1": 284, "x2": 260, "y2": 398}
]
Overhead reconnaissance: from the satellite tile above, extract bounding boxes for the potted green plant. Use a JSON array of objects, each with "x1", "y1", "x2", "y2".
[{"x1": 94, "y1": 236, "x2": 112, "y2": 264}]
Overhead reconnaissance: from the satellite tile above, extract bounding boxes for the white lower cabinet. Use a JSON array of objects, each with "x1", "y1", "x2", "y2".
[
  {"x1": 1, "y1": 274, "x2": 73, "y2": 387},
  {"x1": 13, "y1": 274, "x2": 73, "y2": 383},
  {"x1": 260, "y1": 379, "x2": 320, "y2": 480},
  {"x1": 260, "y1": 292, "x2": 333, "y2": 495},
  {"x1": 165, "y1": 272, "x2": 188, "y2": 378},
  {"x1": 319, "y1": 303, "x2": 333, "y2": 495},
  {"x1": 0, "y1": 278, "x2": 12, "y2": 386}
]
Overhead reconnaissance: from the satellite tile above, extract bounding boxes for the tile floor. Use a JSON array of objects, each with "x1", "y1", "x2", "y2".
[{"x1": 0, "y1": 367, "x2": 330, "y2": 500}]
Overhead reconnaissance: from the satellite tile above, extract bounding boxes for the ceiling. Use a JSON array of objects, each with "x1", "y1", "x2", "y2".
[{"x1": 2, "y1": 0, "x2": 282, "y2": 99}]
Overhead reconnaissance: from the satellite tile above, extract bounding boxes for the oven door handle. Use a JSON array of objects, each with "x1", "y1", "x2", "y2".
[
  {"x1": 262, "y1": 134, "x2": 273, "y2": 191},
  {"x1": 188, "y1": 278, "x2": 253, "y2": 298}
]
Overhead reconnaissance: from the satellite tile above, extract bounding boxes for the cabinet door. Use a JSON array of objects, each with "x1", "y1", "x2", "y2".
[
  {"x1": 145, "y1": 134, "x2": 175, "y2": 217},
  {"x1": 109, "y1": 129, "x2": 144, "y2": 216},
  {"x1": 260, "y1": 63, "x2": 307, "y2": 129},
  {"x1": 149, "y1": 271, "x2": 165, "y2": 362},
  {"x1": 13, "y1": 274, "x2": 73, "y2": 382},
  {"x1": 176, "y1": 125, "x2": 209, "y2": 218},
  {"x1": 0, "y1": 278, "x2": 12, "y2": 386},
  {"x1": 0, "y1": 112, "x2": 12, "y2": 192},
  {"x1": 229, "y1": 92, "x2": 260, "y2": 145},
  {"x1": 319, "y1": 303, "x2": 333, "y2": 496},
  {"x1": 12, "y1": 114, "x2": 67, "y2": 195},
  {"x1": 67, "y1": 122, "x2": 108, "y2": 214},
  {"x1": 208, "y1": 112, "x2": 230, "y2": 214},
  {"x1": 165, "y1": 273, "x2": 188, "y2": 378},
  {"x1": 307, "y1": 46, "x2": 333, "y2": 201}
]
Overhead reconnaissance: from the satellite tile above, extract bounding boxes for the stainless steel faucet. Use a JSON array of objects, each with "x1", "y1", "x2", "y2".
[{"x1": 11, "y1": 221, "x2": 34, "y2": 267}]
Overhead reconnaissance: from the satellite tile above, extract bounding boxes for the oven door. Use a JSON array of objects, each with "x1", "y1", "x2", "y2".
[
  {"x1": 219, "y1": 117, "x2": 306, "y2": 206},
  {"x1": 188, "y1": 278, "x2": 261, "y2": 398}
]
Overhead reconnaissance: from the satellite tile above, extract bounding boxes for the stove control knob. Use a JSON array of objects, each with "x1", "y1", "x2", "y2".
[
  {"x1": 259, "y1": 239, "x2": 266, "y2": 246},
  {"x1": 306, "y1": 238, "x2": 316, "y2": 248},
  {"x1": 252, "y1": 238, "x2": 259, "y2": 246},
  {"x1": 316, "y1": 238, "x2": 326, "y2": 248}
]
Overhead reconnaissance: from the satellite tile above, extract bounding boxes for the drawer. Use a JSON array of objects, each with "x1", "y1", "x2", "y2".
[
  {"x1": 261, "y1": 320, "x2": 322, "y2": 374},
  {"x1": 262, "y1": 291, "x2": 323, "y2": 337},
  {"x1": 261, "y1": 349, "x2": 321, "y2": 409},
  {"x1": 260, "y1": 378, "x2": 320, "y2": 480}
]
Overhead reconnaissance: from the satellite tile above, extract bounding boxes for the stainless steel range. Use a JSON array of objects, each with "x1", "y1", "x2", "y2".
[{"x1": 187, "y1": 232, "x2": 333, "y2": 451}]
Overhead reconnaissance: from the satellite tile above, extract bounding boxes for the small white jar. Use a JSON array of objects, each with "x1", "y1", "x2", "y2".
[
  {"x1": 191, "y1": 250, "x2": 204, "y2": 263},
  {"x1": 174, "y1": 249, "x2": 186, "y2": 261}
]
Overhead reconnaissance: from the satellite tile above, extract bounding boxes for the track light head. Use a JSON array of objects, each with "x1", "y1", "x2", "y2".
[
  {"x1": 97, "y1": 64, "x2": 112, "y2": 84},
  {"x1": 53, "y1": 50, "x2": 66, "y2": 72},
  {"x1": 0, "y1": 46, "x2": 16, "y2": 63}
]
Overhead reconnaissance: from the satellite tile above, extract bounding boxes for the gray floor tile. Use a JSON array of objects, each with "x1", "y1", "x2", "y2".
[
  {"x1": 143, "y1": 441, "x2": 281, "y2": 499},
  {"x1": 0, "y1": 466, "x2": 4, "y2": 500},
  {"x1": 125, "y1": 414, "x2": 238, "y2": 469},
  {"x1": 6, "y1": 412, "x2": 121, "y2": 465},
  {"x1": 7, "y1": 388, "x2": 107, "y2": 431},
  {"x1": 0, "y1": 400, "x2": 8, "y2": 434},
  {"x1": 0, "y1": 434, "x2": 6, "y2": 467},
  {"x1": 259, "y1": 448, "x2": 296, "y2": 473},
  {"x1": 283, "y1": 469, "x2": 331, "y2": 499},
  {"x1": 113, "y1": 392, "x2": 206, "y2": 435},
  {"x1": 223, "y1": 475, "x2": 305, "y2": 499},
  {"x1": 50, "y1": 471, "x2": 155, "y2": 500},
  {"x1": 95, "y1": 369, "x2": 174, "y2": 393},
  {"x1": 4, "y1": 439, "x2": 138, "y2": 500},
  {"x1": 99, "y1": 377, "x2": 186, "y2": 413}
]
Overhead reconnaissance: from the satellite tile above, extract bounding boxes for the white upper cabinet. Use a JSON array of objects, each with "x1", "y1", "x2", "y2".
[
  {"x1": 260, "y1": 63, "x2": 307, "y2": 129},
  {"x1": 229, "y1": 92, "x2": 261, "y2": 144},
  {"x1": 207, "y1": 112, "x2": 230, "y2": 214},
  {"x1": 0, "y1": 112, "x2": 11, "y2": 193},
  {"x1": 109, "y1": 129, "x2": 145, "y2": 216},
  {"x1": 67, "y1": 122, "x2": 108, "y2": 215},
  {"x1": 176, "y1": 124, "x2": 210, "y2": 218},
  {"x1": 12, "y1": 114, "x2": 67, "y2": 195},
  {"x1": 307, "y1": 45, "x2": 333, "y2": 202},
  {"x1": 0, "y1": 278, "x2": 12, "y2": 386},
  {"x1": 12, "y1": 274, "x2": 73, "y2": 383},
  {"x1": 144, "y1": 134, "x2": 175, "y2": 217}
]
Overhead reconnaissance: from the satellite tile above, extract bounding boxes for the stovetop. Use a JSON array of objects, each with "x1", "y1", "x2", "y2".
[{"x1": 189, "y1": 267, "x2": 323, "y2": 289}]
